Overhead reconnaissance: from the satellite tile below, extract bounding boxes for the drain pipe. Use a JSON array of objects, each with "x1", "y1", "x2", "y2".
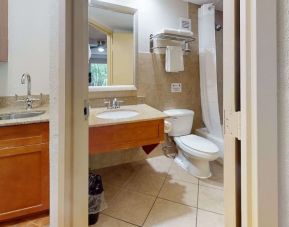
[{"x1": 162, "y1": 134, "x2": 177, "y2": 159}]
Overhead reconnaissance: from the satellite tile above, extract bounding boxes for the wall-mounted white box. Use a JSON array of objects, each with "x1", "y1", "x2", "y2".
[{"x1": 171, "y1": 83, "x2": 182, "y2": 93}]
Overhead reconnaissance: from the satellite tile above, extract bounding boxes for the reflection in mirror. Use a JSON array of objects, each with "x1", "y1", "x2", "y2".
[
  {"x1": 89, "y1": 24, "x2": 110, "y2": 86},
  {"x1": 88, "y1": 3, "x2": 136, "y2": 89}
]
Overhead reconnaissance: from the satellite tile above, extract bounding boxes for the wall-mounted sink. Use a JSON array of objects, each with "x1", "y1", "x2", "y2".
[
  {"x1": 0, "y1": 111, "x2": 45, "y2": 120},
  {"x1": 97, "y1": 110, "x2": 139, "y2": 120}
]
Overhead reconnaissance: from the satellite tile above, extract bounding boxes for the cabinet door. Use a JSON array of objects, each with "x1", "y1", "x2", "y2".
[
  {"x1": 0, "y1": 0, "x2": 8, "y2": 62},
  {"x1": 89, "y1": 119, "x2": 164, "y2": 154},
  {"x1": 0, "y1": 143, "x2": 49, "y2": 221}
]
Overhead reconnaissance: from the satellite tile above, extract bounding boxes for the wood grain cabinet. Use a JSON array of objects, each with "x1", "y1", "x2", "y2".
[
  {"x1": 89, "y1": 119, "x2": 164, "y2": 154},
  {"x1": 0, "y1": 0, "x2": 8, "y2": 62},
  {"x1": 0, "y1": 123, "x2": 49, "y2": 222}
]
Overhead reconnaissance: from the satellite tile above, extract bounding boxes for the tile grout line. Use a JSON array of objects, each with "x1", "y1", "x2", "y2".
[
  {"x1": 101, "y1": 161, "x2": 152, "y2": 216},
  {"x1": 102, "y1": 157, "x2": 175, "y2": 227},
  {"x1": 195, "y1": 178, "x2": 200, "y2": 227},
  {"x1": 165, "y1": 177, "x2": 199, "y2": 186},
  {"x1": 198, "y1": 183, "x2": 224, "y2": 191},
  {"x1": 197, "y1": 207, "x2": 225, "y2": 216},
  {"x1": 140, "y1": 159, "x2": 174, "y2": 226},
  {"x1": 156, "y1": 197, "x2": 198, "y2": 209},
  {"x1": 101, "y1": 213, "x2": 141, "y2": 227}
]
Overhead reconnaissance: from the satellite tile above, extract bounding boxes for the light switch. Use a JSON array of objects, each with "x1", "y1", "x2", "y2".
[{"x1": 171, "y1": 83, "x2": 182, "y2": 93}]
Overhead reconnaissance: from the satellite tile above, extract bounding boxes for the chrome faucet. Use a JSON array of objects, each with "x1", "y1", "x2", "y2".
[
  {"x1": 104, "y1": 98, "x2": 124, "y2": 109},
  {"x1": 16, "y1": 73, "x2": 39, "y2": 110},
  {"x1": 21, "y1": 73, "x2": 32, "y2": 96}
]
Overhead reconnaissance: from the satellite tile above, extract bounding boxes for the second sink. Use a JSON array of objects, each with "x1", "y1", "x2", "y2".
[
  {"x1": 0, "y1": 111, "x2": 45, "y2": 120},
  {"x1": 97, "y1": 110, "x2": 139, "y2": 120}
]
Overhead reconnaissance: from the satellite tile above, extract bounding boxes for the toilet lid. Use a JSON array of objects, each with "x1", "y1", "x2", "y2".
[{"x1": 179, "y1": 135, "x2": 219, "y2": 154}]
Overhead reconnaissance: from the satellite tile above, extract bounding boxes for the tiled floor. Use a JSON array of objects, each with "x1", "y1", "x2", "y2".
[
  {"x1": 93, "y1": 155, "x2": 224, "y2": 227},
  {"x1": 2, "y1": 213, "x2": 49, "y2": 227},
  {"x1": 2, "y1": 156, "x2": 223, "y2": 227}
]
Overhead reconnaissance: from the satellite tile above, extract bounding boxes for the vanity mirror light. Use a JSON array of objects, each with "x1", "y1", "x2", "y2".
[{"x1": 88, "y1": 1, "x2": 137, "y2": 92}]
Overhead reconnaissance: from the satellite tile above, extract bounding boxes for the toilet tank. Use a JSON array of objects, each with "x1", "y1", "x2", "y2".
[{"x1": 163, "y1": 109, "x2": 194, "y2": 137}]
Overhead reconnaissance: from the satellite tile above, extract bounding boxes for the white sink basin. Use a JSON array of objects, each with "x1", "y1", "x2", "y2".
[{"x1": 97, "y1": 110, "x2": 139, "y2": 120}]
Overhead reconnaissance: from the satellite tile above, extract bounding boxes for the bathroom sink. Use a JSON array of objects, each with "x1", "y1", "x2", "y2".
[
  {"x1": 0, "y1": 111, "x2": 45, "y2": 120},
  {"x1": 97, "y1": 110, "x2": 139, "y2": 120}
]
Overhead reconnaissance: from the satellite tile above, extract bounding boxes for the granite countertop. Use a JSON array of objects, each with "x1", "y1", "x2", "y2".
[
  {"x1": 89, "y1": 104, "x2": 167, "y2": 127},
  {"x1": 0, "y1": 105, "x2": 49, "y2": 127},
  {"x1": 0, "y1": 104, "x2": 166, "y2": 128}
]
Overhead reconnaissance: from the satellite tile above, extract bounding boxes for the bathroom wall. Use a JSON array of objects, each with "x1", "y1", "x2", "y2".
[
  {"x1": 112, "y1": 32, "x2": 134, "y2": 85},
  {"x1": 277, "y1": 0, "x2": 289, "y2": 226},
  {"x1": 0, "y1": 0, "x2": 50, "y2": 96},
  {"x1": 89, "y1": 3, "x2": 205, "y2": 169},
  {"x1": 137, "y1": 4, "x2": 203, "y2": 128}
]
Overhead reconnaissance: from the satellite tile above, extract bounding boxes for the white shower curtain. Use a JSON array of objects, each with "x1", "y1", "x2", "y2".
[{"x1": 198, "y1": 4, "x2": 223, "y2": 138}]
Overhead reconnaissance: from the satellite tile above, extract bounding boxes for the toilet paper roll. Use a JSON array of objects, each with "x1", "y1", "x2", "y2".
[{"x1": 164, "y1": 120, "x2": 172, "y2": 133}]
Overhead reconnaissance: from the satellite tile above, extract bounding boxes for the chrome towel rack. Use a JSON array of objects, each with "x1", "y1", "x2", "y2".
[{"x1": 149, "y1": 33, "x2": 196, "y2": 53}]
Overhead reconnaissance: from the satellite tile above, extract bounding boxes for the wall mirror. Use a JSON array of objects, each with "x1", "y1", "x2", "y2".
[{"x1": 88, "y1": 1, "x2": 137, "y2": 92}]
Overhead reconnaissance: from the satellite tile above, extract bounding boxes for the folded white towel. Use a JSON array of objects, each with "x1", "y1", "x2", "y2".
[
  {"x1": 165, "y1": 46, "x2": 184, "y2": 73},
  {"x1": 159, "y1": 28, "x2": 194, "y2": 38}
]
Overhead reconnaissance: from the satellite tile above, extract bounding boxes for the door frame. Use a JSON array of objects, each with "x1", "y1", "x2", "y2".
[
  {"x1": 247, "y1": 0, "x2": 278, "y2": 226},
  {"x1": 50, "y1": 0, "x2": 278, "y2": 226},
  {"x1": 224, "y1": 0, "x2": 278, "y2": 226},
  {"x1": 49, "y1": 0, "x2": 89, "y2": 226}
]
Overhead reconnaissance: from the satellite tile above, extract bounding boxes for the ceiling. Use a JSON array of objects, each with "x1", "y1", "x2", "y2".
[
  {"x1": 89, "y1": 7, "x2": 134, "y2": 32},
  {"x1": 184, "y1": 0, "x2": 223, "y2": 11},
  {"x1": 89, "y1": 25, "x2": 106, "y2": 42}
]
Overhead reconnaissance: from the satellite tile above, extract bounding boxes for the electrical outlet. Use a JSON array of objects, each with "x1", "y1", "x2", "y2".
[{"x1": 171, "y1": 83, "x2": 182, "y2": 93}]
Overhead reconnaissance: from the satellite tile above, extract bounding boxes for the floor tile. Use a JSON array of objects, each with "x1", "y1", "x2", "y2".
[
  {"x1": 158, "y1": 178, "x2": 198, "y2": 207},
  {"x1": 94, "y1": 163, "x2": 136, "y2": 188},
  {"x1": 143, "y1": 198, "x2": 197, "y2": 227},
  {"x1": 18, "y1": 222, "x2": 38, "y2": 227},
  {"x1": 123, "y1": 169, "x2": 166, "y2": 196},
  {"x1": 31, "y1": 215, "x2": 50, "y2": 226},
  {"x1": 102, "y1": 189, "x2": 156, "y2": 226},
  {"x1": 167, "y1": 162, "x2": 199, "y2": 184},
  {"x1": 198, "y1": 186, "x2": 224, "y2": 214},
  {"x1": 197, "y1": 209, "x2": 224, "y2": 227},
  {"x1": 135, "y1": 156, "x2": 173, "y2": 176},
  {"x1": 2, "y1": 214, "x2": 49, "y2": 227},
  {"x1": 103, "y1": 183, "x2": 121, "y2": 206},
  {"x1": 92, "y1": 214, "x2": 137, "y2": 227},
  {"x1": 199, "y1": 161, "x2": 223, "y2": 190}
]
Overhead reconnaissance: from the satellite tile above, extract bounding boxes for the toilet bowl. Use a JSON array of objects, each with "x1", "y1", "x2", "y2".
[
  {"x1": 163, "y1": 109, "x2": 220, "y2": 178},
  {"x1": 174, "y1": 134, "x2": 219, "y2": 178}
]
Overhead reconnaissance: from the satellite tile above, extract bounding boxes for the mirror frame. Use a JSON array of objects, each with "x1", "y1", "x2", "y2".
[{"x1": 88, "y1": 1, "x2": 138, "y2": 92}]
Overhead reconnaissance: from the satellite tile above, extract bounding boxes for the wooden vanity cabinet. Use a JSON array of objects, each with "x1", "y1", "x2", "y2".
[
  {"x1": 0, "y1": 123, "x2": 49, "y2": 222},
  {"x1": 0, "y1": 0, "x2": 8, "y2": 62},
  {"x1": 89, "y1": 119, "x2": 164, "y2": 154}
]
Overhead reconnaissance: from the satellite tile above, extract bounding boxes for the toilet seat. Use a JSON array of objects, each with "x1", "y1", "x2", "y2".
[{"x1": 174, "y1": 134, "x2": 219, "y2": 160}]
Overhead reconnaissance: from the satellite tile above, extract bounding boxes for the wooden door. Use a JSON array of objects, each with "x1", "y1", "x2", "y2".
[
  {"x1": 223, "y1": 0, "x2": 241, "y2": 226},
  {"x1": 0, "y1": 143, "x2": 49, "y2": 221}
]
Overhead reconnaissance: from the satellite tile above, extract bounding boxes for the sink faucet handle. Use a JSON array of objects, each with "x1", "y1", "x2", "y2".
[
  {"x1": 15, "y1": 94, "x2": 26, "y2": 102},
  {"x1": 29, "y1": 97, "x2": 40, "y2": 101},
  {"x1": 104, "y1": 100, "x2": 111, "y2": 109},
  {"x1": 117, "y1": 100, "x2": 124, "y2": 106},
  {"x1": 115, "y1": 99, "x2": 124, "y2": 108},
  {"x1": 15, "y1": 95, "x2": 38, "y2": 110}
]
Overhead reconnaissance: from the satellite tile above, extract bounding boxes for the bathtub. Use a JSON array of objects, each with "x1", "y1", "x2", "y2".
[{"x1": 195, "y1": 127, "x2": 224, "y2": 162}]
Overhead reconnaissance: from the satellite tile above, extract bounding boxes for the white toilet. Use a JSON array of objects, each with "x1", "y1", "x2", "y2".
[{"x1": 164, "y1": 109, "x2": 219, "y2": 178}]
